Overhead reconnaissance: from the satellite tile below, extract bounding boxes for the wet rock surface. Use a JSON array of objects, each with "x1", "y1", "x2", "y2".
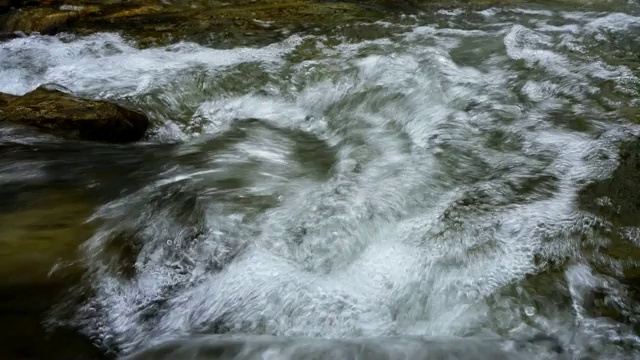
[
  {"x1": 3, "y1": 5, "x2": 101, "y2": 34},
  {"x1": 0, "y1": 86, "x2": 149, "y2": 143},
  {"x1": 0, "y1": 0, "x2": 522, "y2": 47},
  {"x1": 2, "y1": 0, "x2": 635, "y2": 47}
]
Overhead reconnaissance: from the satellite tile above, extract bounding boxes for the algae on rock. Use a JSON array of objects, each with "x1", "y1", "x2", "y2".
[{"x1": 0, "y1": 86, "x2": 150, "y2": 143}]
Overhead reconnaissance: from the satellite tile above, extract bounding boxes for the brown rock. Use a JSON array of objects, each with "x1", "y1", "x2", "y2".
[
  {"x1": 3, "y1": 7, "x2": 80, "y2": 33},
  {"x1": 3, "y1": 4, "x2": 102, "y2": 33},
  {"x1": 105, "y1": 4, "x2": 163, "y2": 18},
  {"x1": 0, "y1": 92, "x2": 17, "y2": 105},
  {"x1": 0, "y1": 86, "x2": 149, "y2": 143}
]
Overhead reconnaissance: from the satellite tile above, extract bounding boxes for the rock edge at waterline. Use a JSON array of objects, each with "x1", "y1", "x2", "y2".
[{"x1": 0, "y1": 86, "x2": 149, "y2": 143}]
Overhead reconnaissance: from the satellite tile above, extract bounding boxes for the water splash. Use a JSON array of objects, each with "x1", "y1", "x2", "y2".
[{"x1": 2, "y1": 6, "x2": 639, "y2": 359}]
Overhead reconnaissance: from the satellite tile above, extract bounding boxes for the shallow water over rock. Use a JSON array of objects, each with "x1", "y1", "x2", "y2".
[{"x1": 1, "y1": 2, "x2": 640, "y2": 359}]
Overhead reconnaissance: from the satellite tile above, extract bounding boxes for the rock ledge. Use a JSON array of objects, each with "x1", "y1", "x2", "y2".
[{"x1": 0, "y1": 86, "x2": 149, "y2": 143}]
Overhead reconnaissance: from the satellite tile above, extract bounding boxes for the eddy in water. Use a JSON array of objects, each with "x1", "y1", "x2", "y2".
[{"x1": 1, "y1": 1, "x2": 640, "y2": 359}]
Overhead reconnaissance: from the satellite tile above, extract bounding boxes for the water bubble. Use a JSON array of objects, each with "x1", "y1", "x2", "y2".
[{"x1": 524, "y1": 307, "x2": 536, "y2": 317}]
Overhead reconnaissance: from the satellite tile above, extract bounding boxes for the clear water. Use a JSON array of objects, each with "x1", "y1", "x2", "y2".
[{"x1": 1, "y1": 4, "x2": 640, "y2": 360}]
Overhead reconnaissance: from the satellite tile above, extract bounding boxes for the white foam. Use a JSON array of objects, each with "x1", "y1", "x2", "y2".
[
  {"x1": 8, "y1": 7, "x2": 634, "y2": 357},
  {"x1": 0, "y1": 33, "x2": 303, "y2": 97}
]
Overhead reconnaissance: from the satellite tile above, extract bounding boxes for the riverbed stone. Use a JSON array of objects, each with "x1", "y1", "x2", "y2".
[
  {"x1": 0, "y1": 190, "x2": 95, "y2": 285},
  {"x1": 0, "y1": 188, "x2": 107, "y2": 359},
  {"x1": 0, "y1": 86, "x2": 149, "y2": 143}
]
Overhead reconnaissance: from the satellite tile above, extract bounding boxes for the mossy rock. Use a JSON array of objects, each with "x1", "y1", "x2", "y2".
[{"x1": 0, "y1": 86, "x2": 149, "y2": 143}]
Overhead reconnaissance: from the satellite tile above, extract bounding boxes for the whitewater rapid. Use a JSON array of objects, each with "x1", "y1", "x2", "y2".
[{"x1": 2, "y1": 5, "x2": 640, "y2": 359}]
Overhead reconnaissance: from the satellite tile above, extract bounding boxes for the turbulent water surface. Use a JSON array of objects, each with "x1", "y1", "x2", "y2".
[{"x1": 2, "y1": 3, "x2": 640, "y2": 360}]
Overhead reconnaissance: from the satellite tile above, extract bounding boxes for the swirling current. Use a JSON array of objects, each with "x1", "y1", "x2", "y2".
[{"x1": 1, "y1": 4, "x2": 640, "y2": 360}]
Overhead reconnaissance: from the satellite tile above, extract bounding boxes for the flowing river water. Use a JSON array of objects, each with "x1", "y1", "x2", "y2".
[{"x1": 2, "y1": 2, "x2": 640, "y2": 359}]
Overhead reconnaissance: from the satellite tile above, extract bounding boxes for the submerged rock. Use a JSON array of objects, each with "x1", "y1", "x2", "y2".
[
  {"x1": 0, "y1": 189, "x2": 106, "y2": 359},
  {"x1": 0, "y1": 189, "x2": 95, "y2": 285},
  {"x1": 579, "y1": 138, "x2": 640, "y2": 228},
  {"x1": 578, "y1": 137, "x2": 640, "y2": 331},
  {"x1": 0, "y1": 86, "x2": 149, "y2": 143}
]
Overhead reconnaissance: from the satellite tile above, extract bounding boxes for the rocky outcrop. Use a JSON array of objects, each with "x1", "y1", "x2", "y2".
[{"x1": 0, "y1": 86, "x2": 149, "y2": 143}]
